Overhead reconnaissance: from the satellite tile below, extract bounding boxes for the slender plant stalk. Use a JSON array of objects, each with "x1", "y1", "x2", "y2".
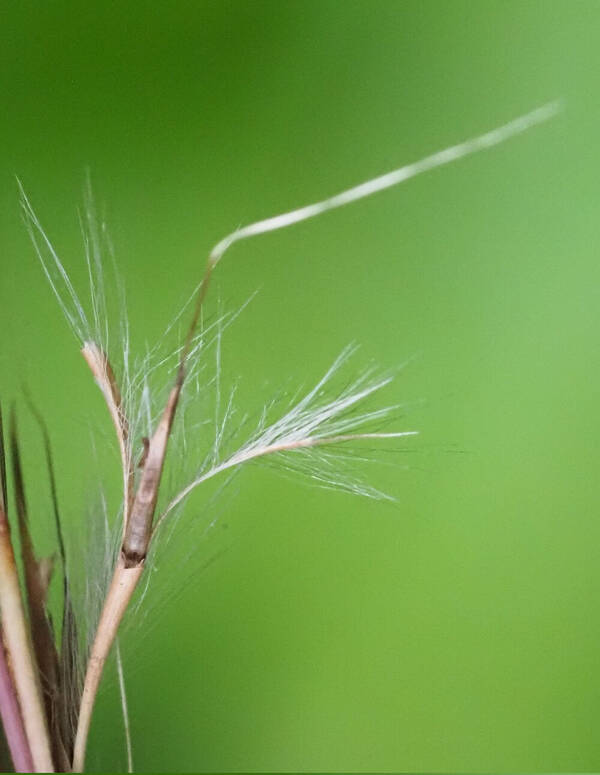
[
  {"x1": 0, "y1": 627, "x2": 34, "y2": 772},
  {"x1": 0, "y1": 407, "x2": 54, "y2": 773},
  {"x1": 0, "y1": 413, "x2": 33, "y2": 772},
  {"x1": 0, "y1": 512, "x2": 54, "y2": 772},
  {"x1": 72, "y1": 559, "x2": 142, "y2": 772}
]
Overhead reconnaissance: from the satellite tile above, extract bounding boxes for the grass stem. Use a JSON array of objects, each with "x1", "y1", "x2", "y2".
[
  {"x1": 72, "y1": 559, "x2": 142, "y2": 772},
  {"x1": 0, "y1": 407, "x2": 54, "y2": 772},
  {"x1": 0, "y1": 627, "x2": 34, "y2": 772},
  {"x1": 0, "y1": 514, "x2": 54, "y2": 772}
]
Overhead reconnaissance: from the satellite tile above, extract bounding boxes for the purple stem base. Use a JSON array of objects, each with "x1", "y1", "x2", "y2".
[{"x1": 0, "y1": 628, "x2": 34, "y2": 772}]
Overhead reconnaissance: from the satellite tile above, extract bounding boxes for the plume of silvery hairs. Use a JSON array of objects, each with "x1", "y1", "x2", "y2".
[{"x1": 0, "y1": 100, "x2": 559, "y2": 774}]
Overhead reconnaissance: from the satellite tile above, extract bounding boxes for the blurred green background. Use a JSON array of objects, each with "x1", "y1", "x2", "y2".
[{"x1": 1, "y1": 1, "x2": 600, "y2": 772}]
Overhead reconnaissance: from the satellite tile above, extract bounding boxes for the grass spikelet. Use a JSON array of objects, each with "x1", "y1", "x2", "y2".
[{"x1": 1, "y1": 101, "x2": 559, "y2": 771}]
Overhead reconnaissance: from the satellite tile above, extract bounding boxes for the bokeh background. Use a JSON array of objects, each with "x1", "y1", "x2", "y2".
[{"x1": 1, "y1": 1, "x2": 600, "y2": 772}]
